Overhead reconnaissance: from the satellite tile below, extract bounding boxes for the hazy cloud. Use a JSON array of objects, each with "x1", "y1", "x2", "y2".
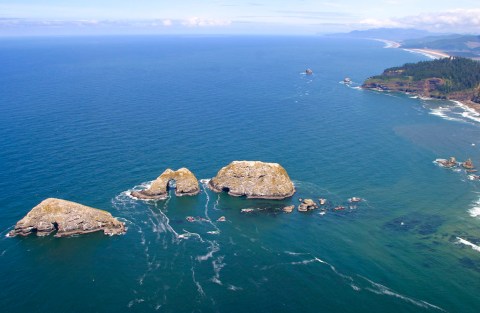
[
  {"x1": 162, "y1": 19, "x2": 172, "y2": 27},
  {"x1": 360, "y1": 9, "x2": 480, "y2": 32},
  {"x1": 400, "y1": 9, "x2": 480, "y2": 30},
  {"x1": 181, "y1": 17, "x2": 231, "y2": 27}
]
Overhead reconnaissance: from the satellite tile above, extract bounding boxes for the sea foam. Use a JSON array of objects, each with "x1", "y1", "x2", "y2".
[{"x1": 456, "y1": 237, "x2": 480, "y2": 253}]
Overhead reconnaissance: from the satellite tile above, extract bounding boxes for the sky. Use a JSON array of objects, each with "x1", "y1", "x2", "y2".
[{"x1": 0, "y1": 0, "x2": 479, "y2": 35}]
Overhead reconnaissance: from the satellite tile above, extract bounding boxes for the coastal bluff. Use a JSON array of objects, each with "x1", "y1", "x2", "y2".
[
  {"x1": 208, "y1": 161, "x2": 295, "y2": 199},
  {"x1": 8, "y1": 198, "x2": 126, "y2": 237},
  {"x1": 361, "y1": 57, "x2": 480, "y2": 112},
  {"x1": 131, "y1": 168, "x2": 200, "y2": 200}
]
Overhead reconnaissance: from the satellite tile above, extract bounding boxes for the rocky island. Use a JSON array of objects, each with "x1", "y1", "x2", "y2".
[
  {"x1": 131, "y1": 168, "x2": 200, "y2": 200},
  {"x1": 208, "y1": 161, "x2": 295, "y2": 199},
  {"x1": 8, "y1": 198, "x2": 126, "y2": 237},
  {"x1": 362, "y1": 57, "x2": 480, "y2": 112}
]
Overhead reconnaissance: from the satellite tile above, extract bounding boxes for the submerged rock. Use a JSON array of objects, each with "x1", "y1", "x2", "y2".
[
  {"x1": 384, "y1": 214, "x2": 444, "y2": 235},
  {"x1": 8, "y1": 198, "x2": 126, "y2": 237},
  {"x1": 131, "y1": 167, "x2": 200, "y2": 200},
  {"x1": 208, "y1": 161, "x2": 295, "y2": 199},
  {"x1": 298, "y1": 199, "x2": 318, "y2": 212}
]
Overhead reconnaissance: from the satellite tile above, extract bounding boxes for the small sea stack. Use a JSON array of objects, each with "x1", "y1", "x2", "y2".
[
  {"x1": 8, "y1": 198, "x2": 126, "y2": 238},
  {"x1": 131, "y1": 168, "x2": 200, "y2": 200},
  {"x1": 435, "y1": 157, "x2": 458, "y2": 168},
  {"x1": 305, "y1": 68, "x2": 313, "y2": 75},
  {"x1": 462, "y1": 158, "x2": 475, "y2": 170},
  {"x1": 208, "y1": 161, "x2": 295, "y2": 199},
  {"x1": 298, "y1": 199, "x2": 318, "y2": 212},
  {"x1": 283, "y1": 205, "x2": 295, "y2": 213}
]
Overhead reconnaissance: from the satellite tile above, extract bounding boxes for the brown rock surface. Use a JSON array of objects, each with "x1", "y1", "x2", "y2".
[
  {"x1": 208, "y1": 161, "x2": 295, "y2": 199},
  {"x1": 8, "y1": 198, "x2": 126, "y2": 237},
  {"x1": 298, "y1": 199, "x2": 318, "y2": 212},
  {"x1": 131, "y1": 168, "x2": 200, "y2": 200}
]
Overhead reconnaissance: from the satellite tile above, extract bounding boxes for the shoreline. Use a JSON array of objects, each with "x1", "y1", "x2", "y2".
[
  {"x1": 366, "y1": 87, "x2": 480, "y2": 116},
  {"x1": 402, "y1": 48, "x2": 451, "y2": 59},
  {"x1": 372, "y1": 38, "x2": 451, "y2": 59}
]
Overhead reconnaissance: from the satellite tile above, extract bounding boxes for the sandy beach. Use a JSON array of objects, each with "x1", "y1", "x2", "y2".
[
  {"x1": 373, "y1": 38, "x2": 451, "y2": 59},
  {"x1": 403, "y1": 48, "x2": 451, "y2": 59}
]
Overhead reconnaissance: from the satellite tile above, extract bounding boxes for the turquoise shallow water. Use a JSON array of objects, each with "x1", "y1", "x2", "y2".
[{"x1": 1, "y1": 36, "x2": 480, "y2": 312}]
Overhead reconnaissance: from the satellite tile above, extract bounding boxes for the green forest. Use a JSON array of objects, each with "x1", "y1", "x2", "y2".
[{"x1": 376, "y1": 57, "x2": 480, "y2": 93}]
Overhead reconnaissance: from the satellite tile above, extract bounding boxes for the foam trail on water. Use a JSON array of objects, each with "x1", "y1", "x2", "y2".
[
  {"x1": 200, "y1": 180, "x2": 220, "y2": 234},
  {"x1": 359, "y1": 276, "x2": 446, "y2": 311},
  {"x1": 178, "y1": 229, "x2": 205, "y2": 243},
  {"x1": 191, "y1": 263, "x2": 205, "y2": 297},
  {"x1": 227, "y1": 285, "x2": 243, "y2": 291},
  {"x1": 127, "y1": 298, "x2": 145, "y2": 308},
  {"x1": 284, "y1": 251, "x2": 310, "y2": 256},
  {"x1": 456, "y1": 237, "x2": 480, "y2": 253},
  {"x1": 196, "y1": 240, "x2": 220, "y2": 262},
  {"x1": 213, "y1": 194, "x2": 220, "y2": 211},
  {"x1": 273, "y1": 251, "x2": 444, "y2": 310},
  {"x1": 211, "y1": 255, "x2": 225, "y2": 285}
]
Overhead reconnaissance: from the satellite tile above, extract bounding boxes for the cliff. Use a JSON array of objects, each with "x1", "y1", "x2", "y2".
[
  {"x1": 8, "y1": 198, "x2": 126, "y2": 237},
  {"x1": 208, "y1": 161, "x2": 295, "y2": 199},
  {"x1": 131, "y1": 168, "x2": 200, "y2": 200}
]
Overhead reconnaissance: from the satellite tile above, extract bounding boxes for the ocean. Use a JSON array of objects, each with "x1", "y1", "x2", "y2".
[{"x1": 1, "y1": 36, "x2": 480, "y2": 313}]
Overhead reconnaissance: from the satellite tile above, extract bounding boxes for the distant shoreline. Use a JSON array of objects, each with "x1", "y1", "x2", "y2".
[
  {"x1": 372, "y1": 38, "x2": 451, "y2": 59},
  {"x1": 403, "y1": 48, "x2": 451, "y2": 59}
]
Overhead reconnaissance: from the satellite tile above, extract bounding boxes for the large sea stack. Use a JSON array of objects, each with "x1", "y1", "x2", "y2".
[
  {"x1": 131, "y1": 168, "x2": 200, "y2": 200},
  {"x1": 208, "y1": 161, "x2": 295, "y2": 199},
  {"x1": 8, "y1": 198, "x2": 126, "y2": 237}
]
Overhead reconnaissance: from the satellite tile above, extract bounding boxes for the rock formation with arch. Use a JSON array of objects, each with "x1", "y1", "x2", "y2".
[{"x1": 131, "y1": 167, "x2": 200, "y2": 200}]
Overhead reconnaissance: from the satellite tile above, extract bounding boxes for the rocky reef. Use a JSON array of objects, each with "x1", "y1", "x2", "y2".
[
  {"x1": 8, "y1": 198, "x2": 126, "y2": 237},
  {"x1": 208, "y1": 161, "x2": 295, "y2": 199},
  {"x1": 298, "y1": 199, "x2": 318, "y2": 212},
  {"x1": 131, "y1": 168, "x2": 200, "y2": 200}
]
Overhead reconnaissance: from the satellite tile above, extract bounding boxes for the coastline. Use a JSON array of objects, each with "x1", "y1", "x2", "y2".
[
  {"x1": 402, "y1": 48, "x2": 451, "y2": 59},
  {"x1": 369, "y1": 38, "x2": 480, "y2": 115},
  {"x1": 372, "y1": 38, "x2": 451, "y2": 59}
]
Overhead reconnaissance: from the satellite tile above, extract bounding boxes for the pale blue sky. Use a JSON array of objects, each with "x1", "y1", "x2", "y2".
[{"x1": 1, "y1": 0, "x2": 479, "y2": 35}]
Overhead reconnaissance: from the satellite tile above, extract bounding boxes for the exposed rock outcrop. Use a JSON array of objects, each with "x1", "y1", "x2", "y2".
[
  {"x1": 283, "y1": 205, "x2": 295, "y2": 213},
  {"x1": 131, "y1": 168, "x2": 200, "y2": 200},
  {"x1": 8, "y1": 198, "x2": 126, "y2": 237},
  {"x1": 298, "y1": 199, "x2": 318, "y2": 212},
  {"x1": 362, "y1": 78, "x2": 446, "y2": 99},
  {"x1": 208, "y1": 161, "x2": 295, "y2": 199}
]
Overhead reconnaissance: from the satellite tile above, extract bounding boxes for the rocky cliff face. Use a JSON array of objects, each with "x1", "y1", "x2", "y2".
[
  {"x1": 208, "y1": 161, "x2": 295, "y2": 199},
  {"x1": 8, "y1": 198, "x2": 126, "y2": 237},
  {"x1": 131, "y1": 168, "x2": 200, "y2": 200},
  {"x1": 362, "y1": 77, "x2": 446, "y2": 98}
]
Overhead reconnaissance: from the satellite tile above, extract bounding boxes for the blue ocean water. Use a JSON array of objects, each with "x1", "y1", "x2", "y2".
[{"x1": 1, "y1": 36, "x2": 480, "y2": 313}]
